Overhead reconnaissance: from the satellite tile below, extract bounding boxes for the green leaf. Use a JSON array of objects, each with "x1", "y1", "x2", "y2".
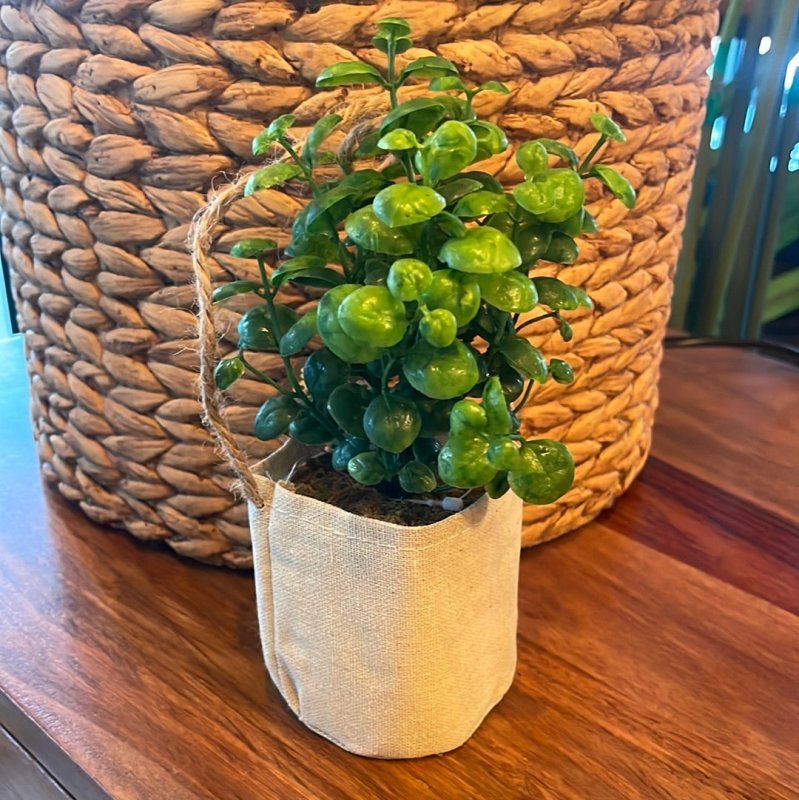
[
  {"x1": 244, "y1": 163, "x2": 303, "y2": 196},
  {"x1": 377, "y1": 128, "x2": 419, "y2": 151},
  {"x1": 429, "y1": 76, "x2": 467, "y2": 93},
  {"x1": 483, "y1": 376, "x2": 512, "y2": 435},
  {"x1": 513, "y1": 179, "x2": 555, "y2": 216},
  {"x1": 450, "y1": 399, "x2": 488, "y2": 435},
  {"x1": 549, "y1": 358, "x2": 574, "y2": 384},
  {"x1": 303, "y1": 114, "x2": 342, "y2": 165},
  {"x1": 303, "y1": 348, "x2": 350, "y2": 401},
  {"x1": 543, "y1": 232, "x2": 579, "y2": 265},
  {"x1": 230, "y1": 238, "x2": 277, "y2": 258},
  {"x1": 355, "y1": 130, "x2": 382, "y2": 158},
  {"x1": 344, "y1": 206, "x2": 414, "y2": 255},
  {"x1": 499, "y1": 336, "x2": 547, "y2": 383},
  {"x1": 289, "y1": 411, "x2": 334, "y2": 446},
  {"x1": 590, "y1": 112, "x2": 626, "y2": 143},
  {"x1": 387, "y1": 258, "x2": 433, "y2": 301},
  {"x1": 305, "y1": 184, "x2": 360, "y2": 233},
  {"x1": 439, "y1": 226, "x2": 521, "y2": 274},
  {"x1": 398, "y1": 461, "x2": 437, "y2": 493},
  {"x1": 285, "y1": 232, "x2": 339, "y2": 261},
  {"x1": 459, "y1": 171, "x2": 504, "y2": 193},
  {"x1": 211, "y1": 281, "x2": 260, "y2": 303},
  {"x1": 516, "y1": 140, "x2": 549, "y2": 177},
  {"x1": 273, "y1": 266, "x2": 344, "y2": 289},
  {"x1": 476, "y1": 80, "x2": 510, "y2": 95},
  {"x1": 337, "y1": 284, "x2": 408, "y2": 347},
  {"x1": 508, "y1": 440, "x2": 574, "y2": 504},
  {"x1": 477, "y1": 272, "x2": 537, "y2": 313},
  {"x1": 515, "y1": 225, "x2": 551, "y2": 268},
  {"x1": 533, "y1": 277, "x2": 580, "y2": 311},
  {"x1": 536, "y1": 138, "x2": 579, "y2": 167},
  {"x1": 214, "y1": 356, "x2": 244, "y2": 390},
  {"x1": 316, "y1": 60, "x2": 385, "y2": 88},
  {"x1": 436, "y1": 177, "x2": 483, "y2": 203},
  {"x1": 348, "y1": 451, "x2": 386, "y2": 486},
  {"x1": 279, "y1": 309, "x2": 318, "y2": 356},
  {"x1": 372, "y1": 33, "x2": 413, "y2": 54},
  {"x1": 254, "y1": 395, "x2": 300, "y2": 440},
  {"x1": 559, "y1": 318, "x2": 574, "y2": 342},
  {"x1": 380, "y1": 97, "x2": 447, "y2": 139},
  {"x1": 317, "y1": 284, "x2": 385, "y2": 363},
  {"x1": 363, "y1": 394, "x2": 421, "y2": 453},
  {"x1": 376, "y1": 16, "x2": 412, "y2": 36},
  {"x1": 425, "y1": 120, "x2": 478, "y2": 184},
  {"x1": 327, "y1": 383, "x2": 373, "y2": 438},
  {"x1": 373, "y1": 183, "x2": 446, "y2": 228},
  {"x1": 535, "y1": 169, "x2": 586, "y2": 224},
  {"x1": 420, "y1": 269, "x2": 480, "y2": 326},
  {"x1": 434, "y1": 211, "x2": 467, "y2": 238},
  {"x1": 403, "y1": 340, "x2": 480, "y2": 400},
  {"x1": 331, "y1": 437, "x2": 370, "y2": 471},
  {"x1": 338, "y1": 168, "x2": 389, "y2": 198},
  {"x1": 453, "y1": 190, "x2": 511, "y2": 218},
  {"x1": 252, "y1": 114, "x2": 295, "y2": 155},
  {"x1": 469, "y1": 120, "x2": 508, "y2": 161},
  {"x1": 590, "y1": 164, "x2": 636, "y2": 209},
  {"x1": 237, "y1": 305, "x2": 299, "y2": 351},
  {"x1": 400, "y1": 56, "x2": 459, "y2": 84},
  {"x1": 437, "y1": 434, "x2": 496, "y2": 488}
]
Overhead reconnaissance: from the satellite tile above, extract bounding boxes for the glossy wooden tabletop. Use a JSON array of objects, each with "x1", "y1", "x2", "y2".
[{"x1": 0, "y1": 337, "x2": 797, "y2": 800}]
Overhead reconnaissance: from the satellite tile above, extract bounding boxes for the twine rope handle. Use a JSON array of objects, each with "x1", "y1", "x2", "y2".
[{"x1": 189, "y1": 173, "x2": 265, "y2": 508}]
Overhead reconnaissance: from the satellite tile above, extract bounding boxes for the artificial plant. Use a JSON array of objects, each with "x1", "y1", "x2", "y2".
[{"x1": 212, "y1": 18, "x2": 635, "y2": 506}]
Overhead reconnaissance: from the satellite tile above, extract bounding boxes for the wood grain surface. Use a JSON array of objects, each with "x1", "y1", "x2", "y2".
[{"x1": 0, "y1": 336, "x2": 797, "y2": 800}]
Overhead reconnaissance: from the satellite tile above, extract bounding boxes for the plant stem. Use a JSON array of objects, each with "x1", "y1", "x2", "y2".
[
  {"x1": 513, "y1": 380, "x2": 535, "y2": 414},
  {"x1": 515, "y1": 311, "x2": 559, "y2": 334},
  {"x1": 579, "y1": 134, "x2": 608, "y2": 175},
  {"x1": 239, "y1": 353, "x2": 292, "y2": 397}
]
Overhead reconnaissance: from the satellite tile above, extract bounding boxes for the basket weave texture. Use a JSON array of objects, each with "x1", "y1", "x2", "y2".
[{"x1": 3, "y1": 0, "x2": 719, "y2": 567}]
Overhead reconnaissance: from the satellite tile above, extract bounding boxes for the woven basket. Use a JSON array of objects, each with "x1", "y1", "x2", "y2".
[{"x1": 2, "y1": 0, "x2": 719, "y2": 568}]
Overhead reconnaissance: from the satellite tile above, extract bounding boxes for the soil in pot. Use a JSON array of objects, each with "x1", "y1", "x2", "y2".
[{"x1": 289, "y1": 455, "x2": 481, "y2": 526}]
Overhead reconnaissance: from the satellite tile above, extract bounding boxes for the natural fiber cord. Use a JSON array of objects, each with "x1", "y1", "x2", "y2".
[{"x1": 3, "y1": 0, "x2": 720, "y2": 567}]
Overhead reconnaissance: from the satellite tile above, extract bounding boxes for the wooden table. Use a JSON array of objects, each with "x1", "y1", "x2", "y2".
[{"x1": 1, "y1": 336, "x2": 797, "y2": 800}]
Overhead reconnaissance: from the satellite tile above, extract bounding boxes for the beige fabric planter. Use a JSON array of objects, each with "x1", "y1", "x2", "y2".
[
  {"x1": 248, "y1": 440, "x2": 522, "y2": 758},
  {"x1": 2, "y1": 0, "x2": 720, "y2": 565}
]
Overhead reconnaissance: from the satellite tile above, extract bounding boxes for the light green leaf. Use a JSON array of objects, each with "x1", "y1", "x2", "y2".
[
  {"x1": 373, "y1": 183, "x2": 446, "y2": 227},
  {"x1": 244, "y1": 164, "x2": 303, "y2": 196}
]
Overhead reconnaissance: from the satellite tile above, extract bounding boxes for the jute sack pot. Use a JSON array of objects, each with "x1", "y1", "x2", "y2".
[
  {"x1": 2, "y1": 0, "x2": 720, "y2": 566},
  {"x1": 243, "y1": 439, "x2": 522, "y2": 758}
]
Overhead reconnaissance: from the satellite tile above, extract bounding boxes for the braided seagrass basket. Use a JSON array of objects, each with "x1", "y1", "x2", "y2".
[{"x1": 3, "y1": 0, "x2": 719, "y2": 567}]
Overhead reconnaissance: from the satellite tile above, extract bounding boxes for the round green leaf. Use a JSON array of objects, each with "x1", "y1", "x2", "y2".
[
  {"x1": 478, "y1": 272, "x2": 536, "y2": 313},
  {"x1": 363, "y1": 394, "x2": 421, "y2": 453},
  {"x1": 476, "y1": 80, "x2": 510, "y2": 95},
  {"x1": 238, "y1": 305, "x2": 298, "y2": 351},
  {"x1": 453, "y1": 190, "x2": 511, "y2": 218},
  {"x1": 400, "y1": 56, "x2": 459, "y2": 84},
  {"x1": 254, "y1": 395, "x2": 300, "y2": 440},
  {"x1": 214, "y1": 356, "x2": 244, "y2": 390},
  {"x1": 373, "y1": 183, "x2": 446, "y2": 228},
  {"x1": 437, "y1": 434, "x2": 497, "y2": 488},
  {"x1": 439, "y1": 226, "x2": 522, "y2": 274},
  {"x1": 469, "y1": 120, "x2": 508, "y2": 161},
  {"x1": 482, "y1": 376, "x2": 513, "y2": 435},
  {"x1": 425, "y1": 120, "x2": 478, "y2": 184},
  {"x1": 387, "y1": 258, "x2": 433, "y2": 301},
  {"x1": 513, "y1": 179, "x2": 555, "y2": 216},
  {"x1": 420, "y1": 269, "x2": 480, "y2": 326},
  {"x1": 380, "y1": 98, "x2": 447, "y2": 138},
  {"x1": 398, "y1": 461, "x2": 437, "y2": 493},
  {"x1": 508, "y1": 440, "x2": 574, "y2": 504},
  {"x1": 536, "y1": 169, "x2": 586, "y2": 224},
  {"x1": 533, "y1": 277, "x2": 580, "y2": 311},
  {"x1": 331, "y1": 437, "x2": 370, "y2": 471},
  {"x1": 436, "y1": 177, "x2": 483, "y2": 204},
  {"x1": 543, "y1": 232, "x2": 579, "y2": 265},
  {"x1": 347, "y1": 451, "x2": 386, "y2": 486},
  {"x1": 288, "y1": 411, "x2": 334, "y2": 446},
  {"x1": 515, "y1": 225, "x2": 552, "y2": 268},
  {"x1": 377, "y1": 128, "x2": 419, "y2": 151},
  {"x1": 403, "y1": 340, "x2": 480, "y2": 400},
  {"x1": 536, "y1": 138, "x2": 579, "y2": 168},
  {"x1": 412, "y1": 437, "x2": 442, "y2": 464},
  {"x1": 376, "y1": 17, "x2": 411, "y2": 36},
  {"x1": 450, "y1": 399, "x2": 488, "y2": 435},
  {"x1": 419, "y1": 308, "x2": 457, "y2": 347},
  {"x1": 429, "y1": 76, "x2": 466, "y2": 93},
  {"x1": 344, "y1": 206, "x2": 414, "y2": 255},
  {"x1": 317, "y1": 284, "x2": 384, "y2": 363},
  {"x1": 302, "y1": 348, "x2": 350, "y2": 400},
  {"x1": 338, "y1": 285, "x2": 408, "y2": 347},
  {"x1": 549, "y1": 358, "x2": 575, "y2": 385},
  {"x1": 516, "y1": 141, "x2": 549, "y2": 177}
]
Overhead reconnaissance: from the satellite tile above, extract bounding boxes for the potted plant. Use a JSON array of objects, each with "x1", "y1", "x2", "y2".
[{"x1": 192, "y1": 18, "x2": 634, "y2": 759}]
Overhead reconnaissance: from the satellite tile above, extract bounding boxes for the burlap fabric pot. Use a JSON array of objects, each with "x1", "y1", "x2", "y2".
[
  {"x1": 246, "y1": 439, "x2": 521, "y2": 758},
  {"x1": 2, "y1": 0, "x2": 719, "y2": 566}
]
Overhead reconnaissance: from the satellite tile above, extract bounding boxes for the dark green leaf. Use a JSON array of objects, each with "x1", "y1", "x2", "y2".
[
  {"x1": 273, "y1": 266, "x2": 344, "y2": 289},
  {"x1": 214, "y1": 356, "x2": 244, "y2": 390},
  {"x1": 533, "y1": 277, "x2": 580, "y2": 311},
  {"x1": 469, "y1": 120, "x2": 508, "y2": 160},
  {"x1": 543, "y1": 232, "x2": 579, "y2": 265},
  {"x1": 327, "y1": 383, "x2": 373, "y2": 438},
  {"x1": 254, "y1": 395, "x2": 299, "y2": 440},
  {"x1": 429, "y1": 76, "x2": 467, "y2": 93},
  {"x1": 398, "y1": 461, "x2": 437, "y2": 493},
  {"x1": 252, "y1": 114, "x2": 295, "y2": 155},
  {"x1": 303, "y1": 114, "x2": 342, "y2": 164},
  {"x1": 279, "y1": 310, "x2": 318, "y2": 356},
  {"x1": 380, "y1": 97, "x2": 447, "y2": 138},
  {"x1": 536, "y1": 138, "x2": 579, "y2": 167},
  {"x1": 453, "y1": 190, "x2": 511, "y2": 218},
  {"x1": 549, "y1": 358, "x2": 574, "y2": 384},
  {"x1": 436, "y1": 177, "x2": 483, "y2": 203},
  {"x1": 211, "y1": 281, "x2": 261, "y2": 303},
  {"x1": 288, "y1": 410, "x2": 334, "y2": 446},
  {"x1": 399, "y1": 56, "x2": 459, "y2": 84},
  {"x1": 434, "y1": 211, "x2": 467, "y2": 238},
  {"x1": 238, "y1": 305, "x2": 299, "y2": 351}
]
